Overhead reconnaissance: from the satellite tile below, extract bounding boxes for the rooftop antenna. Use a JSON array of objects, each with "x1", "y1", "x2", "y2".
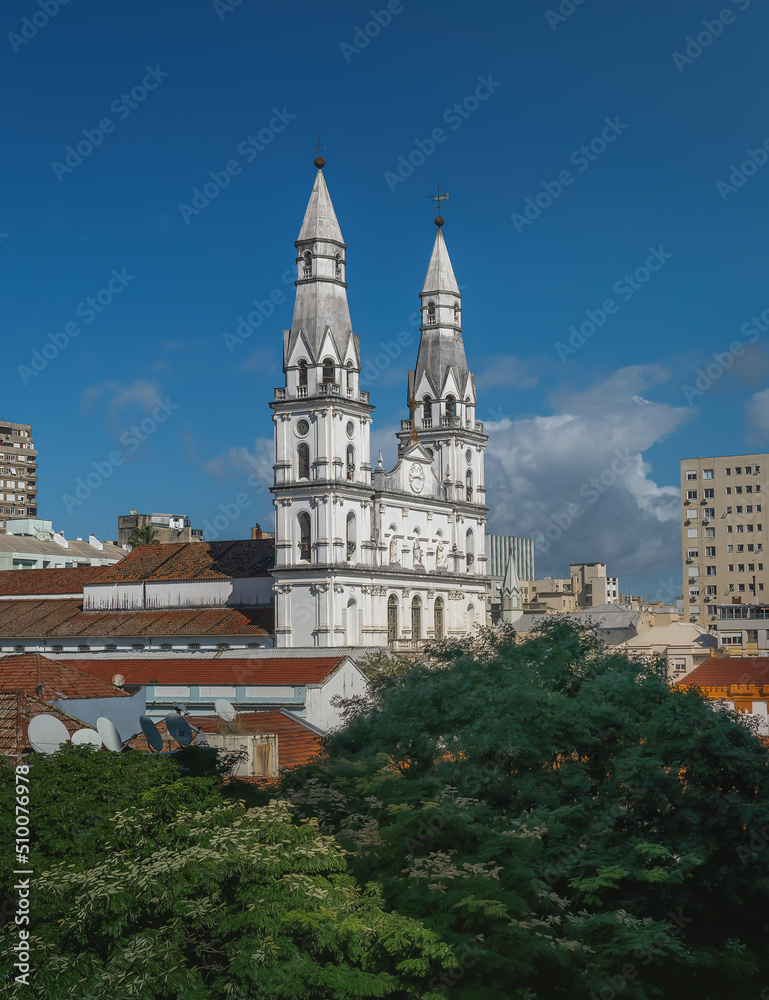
[
  {"x1": 428, "y1": 180, "x2": 450, "y2": 227},
  {"x1": 28, "y1": 714, "x2": 69, "y2": 754},
  {"x1": 165, "y1": 710, "x2": 194, "y2": 747},
  {"x1": 71, "y1": 728, "x2": 102, "y2": 749},
  {"x1": 139, "y1": 715, "x2": 164, "y2": 753},
  {"x1": 97, "y1": 716, "x2": 124, "y2": 752},
  {"x1": 215, "y1": 698, "x2": 237, "y2": 732}
]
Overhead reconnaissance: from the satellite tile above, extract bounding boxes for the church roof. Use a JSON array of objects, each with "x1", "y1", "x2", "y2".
[
  {"x1": 422, "y1": 228, "x2": 459, "y2": 294},
  {"x1": 297, "y1": 168, "x2": 344, "y2": 244}
]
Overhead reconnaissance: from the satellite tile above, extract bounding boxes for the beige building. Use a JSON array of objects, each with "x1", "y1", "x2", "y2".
[
  {"x1": 118, "y1": 512, "x2": 204, "y2": 547},
  {"x1": 615, "y1": 621, "x2": 717, "y2": 680},
  {"x1": 521, "y1": 577, "x2": 577, "y2": 613},
  {"x1": 680, "y1": 455, "x2": 767, "y2": 627},
  {"x1": 0, "y1": 421, "x2": 37, "y2": 532},
  {"x1": 570, "y1": 562, "x2": 619, "y2": 608}
]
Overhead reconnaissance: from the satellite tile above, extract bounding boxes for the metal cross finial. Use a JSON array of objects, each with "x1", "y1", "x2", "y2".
[
  {"x1": 407, "y1": 394, "x2": 419, "y2": 444},
  {"x1": 428, "y1": 180, "x2": 450, "y2": 215},
  {"x1": 314, "y1": 137, "x2": 326, "y2": 157}
]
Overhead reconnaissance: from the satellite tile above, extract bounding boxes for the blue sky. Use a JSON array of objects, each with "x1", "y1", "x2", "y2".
[{"x1": 3, "y1": 0, "x2": 769, "y2": 600}]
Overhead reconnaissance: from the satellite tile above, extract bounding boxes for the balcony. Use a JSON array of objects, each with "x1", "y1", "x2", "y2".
[
  {"x1": 359, "y1": 390, "x2": 369, "y2": 403},
  {"x1": 422, "y1": 418, "x2": 432, "y2": 429},
  {"x1": 274, "y1": 387, "x2": 286, "y2": 400},
  {"x1": 317, "y1": 382, "x2": 340, "y2": 396},
  {"x1": 401, "y1": 420, "x2": 411, "y2": 432},
  {"x1": 297, "y1": 386, "x2": 308, "y2": 398}
]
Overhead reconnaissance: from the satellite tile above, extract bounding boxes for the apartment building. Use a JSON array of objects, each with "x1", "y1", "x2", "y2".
[
  {"x1": 117, "y1": 512, "x2": 204, "y2": 547},
  {"x1": 0, "y1": 421, "x2": 37, "y2": 532},
  {"x1": 570, "y1": 562, "x2": 619, "y2": 608},
  {"x1": 680, "y1": 455, "x2": 767, "y2": 626}
]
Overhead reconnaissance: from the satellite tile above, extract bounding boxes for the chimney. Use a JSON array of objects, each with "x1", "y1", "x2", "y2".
[{"x1": 251, "y1": 523, "x2": 263, "y2": 540}]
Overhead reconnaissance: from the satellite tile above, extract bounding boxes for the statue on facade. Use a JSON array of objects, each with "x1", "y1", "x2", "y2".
[{"x1": 389, "y1": 536, "x2": 398, "y2": 566}]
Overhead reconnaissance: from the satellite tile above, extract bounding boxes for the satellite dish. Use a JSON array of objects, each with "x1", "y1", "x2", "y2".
[
  {"x1": 71, "y1": 728, "x2": 102, "y2": 748},
  {"x1": 165, "y1": 711, "x2": 194, "y2": 746},
  {"x1": 172, "y1": 703, "x2": 187, "y2": 715},
  {"x1": 28, "y1": 714, "x2": 69, "y2": 754},
  {"x1": 139, "y1": 715, "x2": 163, "y2": 752},
  {"x1": 112, "y1": 673, "x2": 126, "y2": 686},
  {"x1": 97, "y1": 717, "x2": 123, "y2": 752},
  {"x1": 215, "y1": 698, "x2": 236, "y2": 722}
]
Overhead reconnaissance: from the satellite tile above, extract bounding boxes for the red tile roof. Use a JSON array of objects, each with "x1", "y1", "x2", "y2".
[
  {"x1": 679, "y1": 657, "x2": 769, "y2": 690},
  {"x1": 0, "y1": 599, "x2": 273, "y2": 638},
  {"x1": 0, "y1": 652, "x2": 132, "y2": 700},
  {"x1": 128, "y1": 710, "x2": 324, "y2": 770},
  {"x1": 0, "y1": 690, "x2": 90, "y2": 757},
  {"x1": 0, "y1": 566, "x2": 109, "y2": 596},
  {"x1": 95, "y1": 539, "x2": 275, "y2": 584},
  {"x1": 67, "y1": 656, "x2": 347, "y2": 686}
]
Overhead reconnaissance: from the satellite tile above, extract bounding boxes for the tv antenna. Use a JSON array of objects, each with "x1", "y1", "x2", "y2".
[
  {"x1": 28, "y1": 714, "x2": 69, "y2": 754},
  {"x1": 215, "y1": 698, "x2": 237, "y2": 732}
]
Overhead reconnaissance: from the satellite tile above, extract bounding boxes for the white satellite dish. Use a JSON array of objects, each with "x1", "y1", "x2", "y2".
[
  {"x1": 215, "y1": 698, "x2": 236, "y2": 722},
  {"x1": 28, "y1": 714, "x2": 69, "y2": 754},
  {"x1": 139, "y1": 715, "x2": 163, "y2": 752},
  {"x1": 71, "y1": 728, "x2": 102, "y2": 748},
  {"x1": 165, "y1": 711, "x2": 194, "y2": 746},
  {"x1": 112, "y1": 673, "x2": 126, "y2": 686},
  {"x1": 97, "y1": 717, "x2": 123, "y2": 752}
]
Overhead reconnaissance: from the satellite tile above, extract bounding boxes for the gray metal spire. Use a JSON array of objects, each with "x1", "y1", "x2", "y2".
[{"x1": 287, "y1": 165, "x2": 356, "y2": 366}]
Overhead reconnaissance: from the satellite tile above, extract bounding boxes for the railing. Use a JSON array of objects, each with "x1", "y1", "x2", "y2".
[
  {"x1": 359, "y1": 390, "x2": 369, "y2": 403},
  {"x1": 274, "y1": 388, "x2": 286, "y2": 400},
  {"x1": 297, "y1": 386, "x2": 308, "y2": 398},
  {"x1": 347, "y1": 388, "x2": 353, "y2": 398},
  {"x1": 422, "y1": 418, "x2": 432, "y2": 429},
  {"x1": 401, "y1": 420, "x2": 411, "y2": 431},
  {"x1": 317, "y1": 382, "x2": 340, "y2": 396}
]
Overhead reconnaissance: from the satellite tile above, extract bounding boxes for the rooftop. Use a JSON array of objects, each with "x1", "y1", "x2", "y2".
[
  {"x1": 678, "y1": 657, "x2": 769, "y2": 689},
  {"x1": 0, "y1": 652, "x2": 133, "y2": 700},
  {"x1": 0, "y1": 566, "x2": 109, "y2": 598},
  {"x1": 67, "y1": 655, "x2": 348, "y2": 686},
  {"x1": 0, "y1": 691, "x2": 85, "y2": 757},
  {"x1": 94, "y1": 539, "x2": 275, "y2": 584}
]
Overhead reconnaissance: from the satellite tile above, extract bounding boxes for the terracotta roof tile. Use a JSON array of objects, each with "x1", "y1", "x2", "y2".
[
  {"x1": 0, "y1": 652, "x2": 132, "y2": 700},
  {"x1": 679, "y1": 657, "x2": 769, "y2": 689},
  {"x1": 0, "y1": 600, "x2": 273, "y2": 638},
  {"x1": 0, "y1": 566, "x2": 109, "y2": 596},
  {"x1": 0, "y1": 690, "x2": 92, "y2": 757},
  {"x1": 67, "y1": 656, "x2": 346, "y2": 686},
  {"x1": 95, "y1": 539, "x2": 275, "y2": 584}
]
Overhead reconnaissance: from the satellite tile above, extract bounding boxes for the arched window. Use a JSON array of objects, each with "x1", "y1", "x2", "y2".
[
  {"x1": 434, "y1": 597, "x2": 444, "y2": 639},
  {"x1": 298, "y1": 359, "x2": 308, "y2": 387},
  {"x1": 411, "y1": 595, "x2": 422, "y2": 641},
  {"x1": 387, "y1": 594, "x2": 398, "y2": 643},
  {"x1": 426, "y1": 300, "x2": 436, "y2": 325},
  {"x1": 423, "y1": 395, "x2": 432, "y2": 424},
  {"x1": 297, "y1": 443, "x2": 310, "y2": 480},
  {"x1": 346, "y1": 598, "x2": 359, "y2": 644},
  {"x1": 323, "y1": 358, "x2": 335, "y2": 383},
  {"x1": 465, "y1": 528, "x2": 475, "y2": 572},
  {"x1": 346, "y1": 511, "x2": 356, "y2": 561},
  {"x1": 467, "y1": 604, "x2": 476, "y2": 630},
  {"x1": 298, "y1": 512, "x2": 311, "y2": 561},
  {"x1": 446, "y1": 395, "x2": 456, "y2": 420},
  {"x1": 302, "y1": 251, "x2": 312, "y2": 277},
  {"x1": 454, "y1": 303, "x2": 460, "y2": 326},
  {"x1": 346, "y1": 361, "x2": 353, "y2": 392},
  {"x1": 346, "y1": 444, "x2": 355, "y2": 482},
  {"x1": 335, "y1": 253, "x2": 342, "y2": 279},
  {"x1": 466, "y1": 469, "x2": 473, "y2": 502}
]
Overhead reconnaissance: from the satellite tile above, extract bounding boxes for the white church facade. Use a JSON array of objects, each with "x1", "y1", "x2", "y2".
[{"x1": 270, "y1": 158, "x2": 489, "y2": 648}]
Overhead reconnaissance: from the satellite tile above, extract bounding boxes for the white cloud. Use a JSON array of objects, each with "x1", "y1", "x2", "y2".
[
  {"x1": 484, "y1": 366, "x2": 691, "y2": 586},
  {"x1": 746, "y1": 388, "x2": 769, "y2": 435},
  {"x1": 79, "y1": 379, "x2": 165, "y2": 431},
  {"x1": 476, "y1": 354, "x2": 539, "y2": 390},
  {"x1": 204, "y1": 437, "x2": 274, "y2": 488}
]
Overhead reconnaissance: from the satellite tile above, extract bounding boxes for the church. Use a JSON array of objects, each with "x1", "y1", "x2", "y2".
[{"x1": 270, "y1": 156, "x2": 490, "y2": 648}]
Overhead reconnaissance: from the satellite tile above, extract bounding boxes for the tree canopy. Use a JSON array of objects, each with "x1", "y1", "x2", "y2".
[{"x1": 288, "y1": 620, "x2": 769, "y2": 998}]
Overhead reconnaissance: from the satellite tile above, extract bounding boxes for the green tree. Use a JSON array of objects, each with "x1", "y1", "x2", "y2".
[
  {"x1": 288, "y1": 619, "x2": 769, "y2": 998},
  {"x1": 0, "y1": 746, "x2": 452, "y2": 999},
  {"x1": 127, "y1": 524, "x2": 160, "y2": 549}
]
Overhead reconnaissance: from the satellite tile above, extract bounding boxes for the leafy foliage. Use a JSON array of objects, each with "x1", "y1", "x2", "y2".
[
  {"x1": 127, "y1": 525, "x2": 160, "y2": 549},
  {"x1": 289, "y1": 619, "x2": 769, "y2": 998}
]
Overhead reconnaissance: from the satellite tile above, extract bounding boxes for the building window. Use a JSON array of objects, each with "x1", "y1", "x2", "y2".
[
  {"x1": 335, "y1": 253, "x2": 342, "y2": 279},
  {"x1": 747, "y1": 630, "x2": 759, "y2": 643},
  {"x1": 423, "y1": 396, "x2": 432, "y2": 423},
  {"x1": 706, "y1": 566, "x2": 717, "y2": 575},
  {"x1": 445, "y1": 395, "x2": 456, "y2": 420},
  {"x1": 736, "y1": 467, "x2": 743, "y2": 474},
  {"x1": 411, "y1": 595, "x2": 422, "y2": 640},
  {"x1": 322, "y1": 359, "x2": 335, "y2": 383},
  {"x1": 686, "y1": 490, "x2": 698, "y2": 500},
  {"x1": 346, "y1": 511, "x2": 356, "y2": 562},
  {"x1": 705, "y1": 546, "x2": 716, "y2": 557},
  {"x1": 346, "y1": 444, "x2": 355, "y2": 482},
  {"x1": 736, "y1": 487, "x2": 743, "y2": 495},
  {"x1": 686, "y1": 472, "x2": 697, "y2": 481},
  {"x1": 466, "y1": 469, "x2": 473, "y2": 502},
  {"x1": 704, "y1": 508, "x2": 715, "y2": 519},
  {"x1": 131, "y1": 643, "x2": 145, "y2": 651},
  {"x1": 704, "y1": 489, "x2": 714, "y2": 499},
  {"x1": 51, "y1": 645, "x2": 63, "y2": 653},
  {"x1": 298, "y1": 359, "x2": 308, "y2": 387},
  {"x1": 434, "y1": 597, "x2": 444, "y2": 639},
  {"x1": 188, "y1": 643, "x2": 201, "y2": 650},
  {"x1": 454, "y1": 303, "x2": 460, "y2": 325},
  {"x1": 703, "y1": 469, "x2": 714, "y2": 479},
  {"x1": 303, "y1": 251, "x2": 312, "y2": 277},
  {"x1": 159, "y1": 643, "x2": 172, "y2": 650},
  {"x1": 298, "y1": 512, "x2": 311, "y2": 562},
  {"x1": 465, "y1": 528, "x2": 474, "y2": 571},
  {"x1": 77, "y1": 644, "x2": 90, "y2": 652},
  {"x1": 387, "y1": 595, "x2": 398, "y2": 643},
  {"x1": 297, "y1": 443, "x2": 310, "y2": 480},
  {"x1": 705, "y1": 528, "x2": 715, "y2": 538},
  {"x1": 346, "y1": 361, "x2": 353, "y2": 392},
  {"x1": 707, "y1": 586, "x2": 717, "y2": 596},
  {"x1": 726, "y1": 487, "x2": 732, "y2": 495},
  {"x1": 426, "y1": 301, "x2": 436, "y2": 325}
]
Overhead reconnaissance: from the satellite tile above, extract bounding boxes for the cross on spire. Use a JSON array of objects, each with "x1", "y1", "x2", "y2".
[
  {"x1": 428, "y1": 181, "x2": 450, "y2": 225},
  {"x1": 407, "y1": 393, "x2": 419, "y2": 444}
]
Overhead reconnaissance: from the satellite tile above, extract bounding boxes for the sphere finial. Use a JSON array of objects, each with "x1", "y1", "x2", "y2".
[
  {"x1": 314, "y1": 155, "x2": 325, "y2": 169},
  {"x1": 435, "y1": 215, "x2": 444, "y2": 227}
]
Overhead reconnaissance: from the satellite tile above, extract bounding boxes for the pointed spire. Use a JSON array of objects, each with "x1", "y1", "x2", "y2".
[
  {"x1": 501, "y1": 548, "x2": 524, "y2": 623},
  {"x1": 298, "y1": 168, "x2": 344, "y2": 244},
  {"x1": 422, "y1": 228, "x2": 459, "y2": 295}
]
